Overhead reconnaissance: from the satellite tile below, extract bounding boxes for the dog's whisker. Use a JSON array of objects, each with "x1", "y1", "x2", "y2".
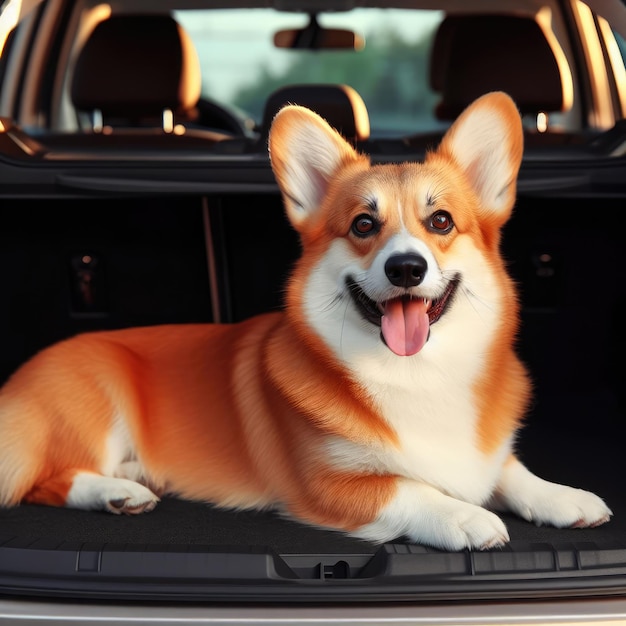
[
  {"x1": 339, "y1": 296, "x2": 351, "y2": 359},
  {"x1": 440, "y1": 268, "x2": 496, "y2": 316},
  {"x1": 315, "y1": 291, "x2": 344, "y2": 314},
  {"x1": 460, "y1": 284, "x2": 496, "y2": 318}
]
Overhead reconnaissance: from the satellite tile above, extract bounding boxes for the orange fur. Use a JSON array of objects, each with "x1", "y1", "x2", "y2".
[
  {"x1": 0, "y1": 319, "x2": 397, "y2": 525},
  {"x1": 24, "y1": 470, "x2": 80, "y2": 506}
]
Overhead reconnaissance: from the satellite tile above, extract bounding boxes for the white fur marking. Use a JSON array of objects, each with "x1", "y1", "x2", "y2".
[
  {"x1": 325, "y1": 430, "x2": 513, "y2": 507},
  {"x1": 100, "y1": 415, "x2": 134, "y2": 476},
  {"x1": 302, "y1": 213, "x2": 514, "y2": 509}
]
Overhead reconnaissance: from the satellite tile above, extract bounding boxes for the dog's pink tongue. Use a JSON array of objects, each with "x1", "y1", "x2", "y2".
[{"x1": 381, "y1": 298, "x2": 429, "y2": 356}]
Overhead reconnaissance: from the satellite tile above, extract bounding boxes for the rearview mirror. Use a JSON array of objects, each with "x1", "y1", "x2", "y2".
[{"x1": 274, "y1": 14, "x2": 364, "y2": 50}]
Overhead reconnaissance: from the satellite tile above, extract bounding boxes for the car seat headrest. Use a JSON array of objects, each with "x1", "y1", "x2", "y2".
[
  {"x1": 260, "y1": 83, "x2": 370, "y2": 144},
  {"x1": 430, "y1": 13, "x2": 571, "y2": 120},
  {"x1": 71, "y1": 14, "x2": 201, "y2": 122}
]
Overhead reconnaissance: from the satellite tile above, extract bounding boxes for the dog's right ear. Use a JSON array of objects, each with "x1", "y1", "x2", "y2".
[{"x1": 268, "y1": 105, "x2": 363, "y2": 231}]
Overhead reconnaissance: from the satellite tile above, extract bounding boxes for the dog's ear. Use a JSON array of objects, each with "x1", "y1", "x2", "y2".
[
  {"x1": 438, "y1": 91, "x2": 524, "y2": 221},
  {"x1": 269, "y1": 105, "x2": 362, "y2": 230}
]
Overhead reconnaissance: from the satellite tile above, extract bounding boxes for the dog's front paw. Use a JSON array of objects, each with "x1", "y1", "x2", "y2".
[
  {"x1": 66, "y1": 473, "x2": 160, "y2": 514},
  {"x1": 434, "y1": 503, "x2": 510, "y2": 551},
  {"x1": 106, "y1": 487, "x2": 160, "y2": 515},
  {"x1": 513, "y1": 483, "x2": 612, "y2": 529},
  {"x1": 495, "y1": 457, "x2": 613, "y2": 530},
  {"x1": 355, "y1": 481, "x2": 510, "y2": 551}
]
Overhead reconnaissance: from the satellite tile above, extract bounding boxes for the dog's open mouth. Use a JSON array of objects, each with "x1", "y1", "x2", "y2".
[{"x1": 346, "y1": 275, "x2": 460, "y2": 356}]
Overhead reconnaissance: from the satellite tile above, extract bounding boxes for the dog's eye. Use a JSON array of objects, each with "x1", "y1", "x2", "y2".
[
  {"x1": 351, "y1": 214, "x2": 378, "y2": 237},
  {"x1": 429, "y1": 210, "x2": 454, "y2": 234}
]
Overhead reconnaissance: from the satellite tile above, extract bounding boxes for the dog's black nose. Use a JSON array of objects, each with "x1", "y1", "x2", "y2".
[{"x1": 385, "y1": 253, "x2": 428, "y2": 288}]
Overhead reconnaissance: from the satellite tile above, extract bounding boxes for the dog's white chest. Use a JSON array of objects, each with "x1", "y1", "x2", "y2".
[{"x1": 325, "y1": 363, "x2": 510, "y2": 506}]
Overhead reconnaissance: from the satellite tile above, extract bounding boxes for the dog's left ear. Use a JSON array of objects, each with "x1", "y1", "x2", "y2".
[
  {"x1": 269, "y1": 105, "x2": 364, "y2": 231},
  {"x1": 438, "y1": 91, "x2": 524, "y2": 221}
]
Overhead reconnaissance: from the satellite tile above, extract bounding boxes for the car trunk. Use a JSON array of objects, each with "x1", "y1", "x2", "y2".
[{"x1": 0, "y1": 159, "x2": 625, "y2": 603}]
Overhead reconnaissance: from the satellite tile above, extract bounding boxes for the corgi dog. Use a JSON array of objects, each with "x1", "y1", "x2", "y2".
[{"x1": 0, "y1": 92, "x2": 611, "y2": 551}]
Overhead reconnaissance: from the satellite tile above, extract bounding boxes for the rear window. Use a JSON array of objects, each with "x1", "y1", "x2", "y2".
[{"x1": 174, "y1": 8, "x2": 445, "y2": 138}]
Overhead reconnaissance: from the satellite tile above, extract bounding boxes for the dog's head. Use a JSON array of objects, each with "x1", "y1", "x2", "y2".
[{"x1": 269, "y1": 92, "x2": 523, "y2": 361}]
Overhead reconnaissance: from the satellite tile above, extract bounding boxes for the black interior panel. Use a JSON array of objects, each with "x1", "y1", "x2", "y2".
[
  {"x1": 0, "y1": 198, "x2": 213, "y2": 384},
  {"x1": 211, "y1": 194, "x2": 300, "y2": 322}
]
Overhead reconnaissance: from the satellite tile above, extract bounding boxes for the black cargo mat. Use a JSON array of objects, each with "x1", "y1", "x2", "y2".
[{"x1": 0, "y1": 490, "x2": 624, "y2": 555}]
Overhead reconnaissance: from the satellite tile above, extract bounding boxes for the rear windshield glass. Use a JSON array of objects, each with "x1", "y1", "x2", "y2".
[{"x1": 174, "y1": 8, "x2": 445, "y2": 138}]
